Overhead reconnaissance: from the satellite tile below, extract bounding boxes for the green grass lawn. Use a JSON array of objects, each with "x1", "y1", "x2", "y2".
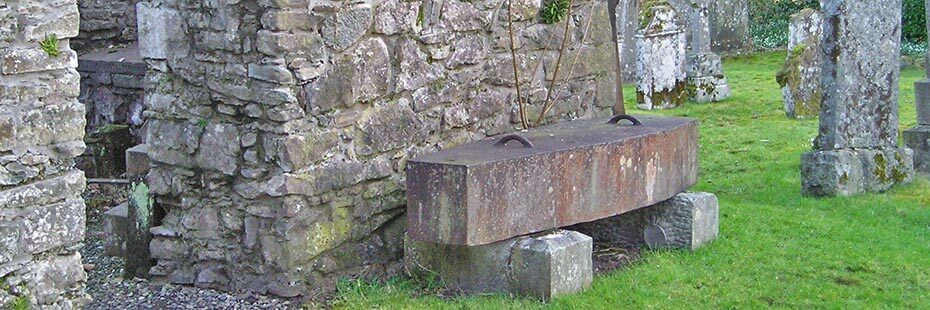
[{"x1": 330, "y1": 52, "x2": 930, "y2": 309}]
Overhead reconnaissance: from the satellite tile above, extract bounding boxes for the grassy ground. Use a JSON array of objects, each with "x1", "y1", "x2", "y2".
[{"x1": 330, "y1": 52, "x2": 930, "y2": 309}]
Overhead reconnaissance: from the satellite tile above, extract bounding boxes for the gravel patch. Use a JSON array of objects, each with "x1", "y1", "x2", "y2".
[{"x1": 81, "y1": 184, "x2": 300, "y2": 310}]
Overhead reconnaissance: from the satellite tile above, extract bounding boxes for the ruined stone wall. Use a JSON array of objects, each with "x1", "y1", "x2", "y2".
[
  {"x1": 0, "y1": 0, "x2": 89, "y2": 308},
  {"x1": 73, "y1": 0, "x2": 140, "y2": 52},
  {"x1": 140, "y1": 0, "x2": 617, "y2": 297}
]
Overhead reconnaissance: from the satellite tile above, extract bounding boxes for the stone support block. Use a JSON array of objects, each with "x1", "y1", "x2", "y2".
[
  {"x1": 126, "y1": 144, "x2": 150, "y2": 176},
  {"x1": 569, "y1": 192, "x2": 719, "y2": 251},
  {"x1": 635, "y1": 5, "x2": 687, "y2": 110},
  {"x1": 406, "y1": 230, "x2": 593, "y2": 300},
  {"x1": 103, "y1": 203, "x2": 130, "y2": 257},
  {"x1": 801, "y1": 147, "x2": 914, "y2": 197},
  {"x1": 904, "y1": 126, "x2": 930, "y2": 176},
  {"x1": 511, "y1": 231, "x2": 593, "y2": 300}
]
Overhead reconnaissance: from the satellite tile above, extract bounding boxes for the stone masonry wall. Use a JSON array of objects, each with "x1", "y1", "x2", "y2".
[
  {"x1": 73, "y1": 0, "x2": 140, "y2": 52},
  {"x1": 140, "y1": 0, "x2": 617, "y2": 297},
  {"x1": 0, "y1": 0, "x2": 89, "y2": 309}
]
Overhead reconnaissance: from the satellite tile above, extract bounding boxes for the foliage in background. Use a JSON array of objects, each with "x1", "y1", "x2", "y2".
[{"x1": 750, "y1": 0, "x2": 928, "y2": 54}]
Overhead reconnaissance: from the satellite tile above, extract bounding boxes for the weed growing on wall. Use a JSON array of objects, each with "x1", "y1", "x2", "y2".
[{"x1": 39, "y1": 33, "x2": 60, "y2": 57}]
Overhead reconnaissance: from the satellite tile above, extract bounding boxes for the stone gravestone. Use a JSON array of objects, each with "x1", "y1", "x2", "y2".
[
  {"x1": 903, "y1": 0, "x2": 930, "y2": 176},
  {"x1": 778, "y1": 8, "x2": 823, "y2": 119},
  {"x1": 684, "y1": 0, "x2": 731, "y2": 103},
  {"x1": 708, "y1": 0, "x2": 751, "y2": 53},
  {"x1": 801, "y1": 0, "x2": 914, "y2": 197},
  {"x1": 636, "y1": 5, "x2": 687, "y2": 110}
]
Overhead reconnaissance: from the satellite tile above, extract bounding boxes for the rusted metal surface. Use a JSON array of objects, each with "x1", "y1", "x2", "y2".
[{"x1": 406, "y1": 115, "x2": 699, "y2": 246}]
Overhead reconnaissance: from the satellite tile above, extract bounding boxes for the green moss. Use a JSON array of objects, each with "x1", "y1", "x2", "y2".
[
  {"x1": 416, "y1": 4, "x2": 426, "y2": 28},
  {"x1": 775, "y1": 44, "x2": 806, "y2": 88},
  {"x1": 197, "y1": 118, "x2": 208, "y2": 130},
  {"x1": 130, "y1": 182, "x2": 153, "y2": 228},
  {"x1": 639, "y1": 0, "x2": 670, "y2": 29},
  {"x1": 6, "y1": 294, "x2": 29, "y2": 310},
  {"x1": 39, "y1": 33, "x2": 60, "y2": 58},
  {"x1": 874, "y1": 153, "x2": 889, "y2": 182},
  {"x1": 540, "y1": 0, "x2": 570, "y2": 24}
]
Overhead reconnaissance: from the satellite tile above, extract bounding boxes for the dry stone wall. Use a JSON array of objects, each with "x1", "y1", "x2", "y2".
[
  {"x1": 140, "y1": 0, "x2": 617, "y2": 297},
  {"x1": 73, "y1": 0, "x2": 140, "y2": 51},
  {"x1": 0, "y1": 0, "x2": 89, "y2": 308}
]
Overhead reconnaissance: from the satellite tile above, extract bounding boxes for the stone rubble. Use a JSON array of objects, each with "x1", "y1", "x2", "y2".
[{"x1": 1, "y1": 0, "x2": 90, "y2": 308}]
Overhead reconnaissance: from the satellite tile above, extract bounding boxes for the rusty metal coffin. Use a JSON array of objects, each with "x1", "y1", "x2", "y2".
[{"x1": 406, "y1": 115, "x2": 699, "y2": 246}]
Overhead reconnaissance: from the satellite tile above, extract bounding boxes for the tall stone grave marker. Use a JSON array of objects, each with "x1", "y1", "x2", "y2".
[
  {"x1": 636, "y1": 5, "x2": 687, "y2": 110},
  {"x1": 801, "y1": 0, "x2": 914, "y2": 196},
  {"x1": 684, "y1": 0, "x2": 731, "y2": 103},
  {"x1": 0, "y1": 0, "x2": 90, "y2": 308},
  {"x1": 903, "y1": 0, "x2": 930, "y2": 176},
  {"x1": 778, "y1": 8, "x2": 823, "y2": 119}
]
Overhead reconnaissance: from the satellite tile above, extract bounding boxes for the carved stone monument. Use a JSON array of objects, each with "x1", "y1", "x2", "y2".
[
  {"x1": 636, "y1": 5, "x2": 687, "y2": 110},
  {"x1": 684, "y1": 0, "x2": 731, "y2": 103},
  {"x1": 801, "y1": 0, "x2": 914, "y2": 196},
  {"x1": 778, "y1": 8, "x2": 822, "y2": 119}
]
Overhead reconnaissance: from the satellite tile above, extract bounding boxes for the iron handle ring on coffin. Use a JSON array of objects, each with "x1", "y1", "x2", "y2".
[
  {"x1": 607, "y1": 115, "x2": 643, "y2": 126},
  {"x1": 495, "y1": 134, "x2": 535, "y2": 148}
]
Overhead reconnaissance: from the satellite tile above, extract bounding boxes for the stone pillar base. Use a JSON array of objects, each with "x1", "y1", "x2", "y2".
[
  {"x1": 569, "y1": 192, "x2": 719, "y2": 251},
  {"x1": 904, "y1": 126, "x2": 930, "y2": 176},
  {"x1": 688, "y1": 76, "x2": 732, "y2": 103},
  {"x1": 686, "y1": 53, "x2": 731, "y2": 103},
  {"x1": 801, "y1": 147, "x2": 915, "y2": 197},
  {"x1": 103, "y1": 202, "x2": 130, "y2": 257},
  {"x1": 405, "y1": 230, "x2": 593, "y2": 300}
]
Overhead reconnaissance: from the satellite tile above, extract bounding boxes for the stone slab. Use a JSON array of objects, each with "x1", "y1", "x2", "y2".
[
  {"x1": 406, "y1": 116, "x2": 698, "y2": 246},
  {"x1": 77, "y1": 45, "x2": 146, "y2": 76},
  {"x1": 511, "y1": 230, "x2": 593, "y2": 300},
  {"x1": 406, "y1": 230, "x2": 593, "y2": 298},
  {"x1": 904, "y1": 126, "x2": 930, "y2": 175},
  {"x1": 916, "y1": 79, "x2": 930, "y2": 125},
  {"x1": 569, "y1": 192, "x2": 719, "y2": 251},
  {"x1": 103, "y1": 202, "x2": 129, "y2": 257},
  {"x1": 817, "y1": 0, "x2": 902, "y2": 150},
  {"x1": 688, "y1": 76, "x2": 731, "y2": 103},
  {"x1": 801, "y1": 147, "x2": 914, "y2": 197}
]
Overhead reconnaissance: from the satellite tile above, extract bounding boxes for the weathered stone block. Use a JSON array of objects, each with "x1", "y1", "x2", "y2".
[
  {"x1": 19, "y1": 199, "x2": 85, "y2": 254},
  {"x1": 406, "y1": 230, "x2": 593, "y2": 298},
  {"x1": 103, "y1": 203, "x2": 130, "y2": 257},
  {"x1": 802, "y1": 148, "x2": 914, "y2": 197},
  {"x1": 0, "y1": 169, "x2": 84, "y2": 209},
  {"x1": 0, "y1": 100, "x2": 86, "y2": 152},
  {"x1": 511, "y1": 231, "x2": 593, "y2": 300},
  {"x1": 779, "y1": 8, "x2": 822, "y2": 119},
  {"x1": 17, "y1": 253, "x2": 87, "y2": 306},
  {"x1": 708, "y1": 0, "x2": 751, "y2": 53},
  {"x1": 137, "y1": 2, "x2": 186, "y2": 60},
  {"x1": 407, "y1": 116, "x2": 698, "y2": 246},
  {"x1": 126, "y1": 144, "x2": 150, "y2": 175},
  {"x1": 570, "y1": 192, "x2": 719, "y2": 251},
  {"x1": 0, "y1": 47, "x2": 77, "y2": 75},
  {"x1": 903, "y1": 126, "x2": 930, "y2": 175}
]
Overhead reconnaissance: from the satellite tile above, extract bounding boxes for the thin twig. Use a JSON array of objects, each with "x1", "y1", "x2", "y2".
[
  {"x1": 507, "y1": 0, "x2": 529, "y2": 130},
  {"x1": 549, "y1": 3, "x2": 596, "y2": 106},
  {"x1": 535, "y1": 0, "x2": 576, "y2": 126}
]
